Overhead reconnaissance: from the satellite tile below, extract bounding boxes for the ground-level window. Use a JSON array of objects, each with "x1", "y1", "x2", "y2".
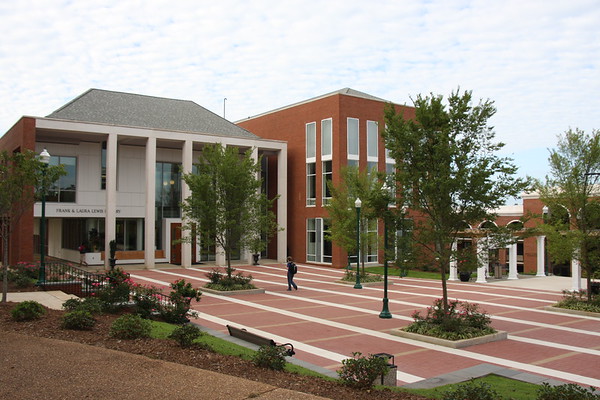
[
  {"x1": 61, "y1": 218, "x2": 144, "y2": 252},
  {"x1": 307, "y1": 218, "x2": 332, "y2": 263},
  {"x1": 366, "y1": 218, "x2": 378, "y2": 263}
]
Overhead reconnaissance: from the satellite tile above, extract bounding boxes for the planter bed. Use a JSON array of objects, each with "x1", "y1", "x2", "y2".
[
  {"x1": 544, "y1": 306, "x2": 600, "y2": 318},
  {"x1": 200, "y1": 287, "x2": 265, "y2": 296},
  {"x1": 390, "y1": 329, "x2": 508, "y2": 349}
]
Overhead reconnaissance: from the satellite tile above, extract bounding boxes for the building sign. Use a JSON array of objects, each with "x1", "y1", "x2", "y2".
[{"x1": 34, "y1": 203, "x2": 129, "y2": 218}]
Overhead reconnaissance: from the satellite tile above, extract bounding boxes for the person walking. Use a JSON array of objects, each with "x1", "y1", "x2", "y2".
[{"x1": 286, "y1": 256, "x2": 298, "y2": 291}]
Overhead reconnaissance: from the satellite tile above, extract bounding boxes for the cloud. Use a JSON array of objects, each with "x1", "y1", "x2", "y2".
[{"x1": 0, "y1": 0, "x2": 598, "y2": 179}]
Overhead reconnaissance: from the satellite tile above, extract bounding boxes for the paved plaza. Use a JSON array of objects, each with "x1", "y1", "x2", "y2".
[{"x1": 127, "y1": 263, "x2": 600, "y2": 388}]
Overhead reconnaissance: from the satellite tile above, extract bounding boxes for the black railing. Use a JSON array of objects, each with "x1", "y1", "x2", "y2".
[{"x1": 40, "y1": 262, "x2": 106, "y2": 297}]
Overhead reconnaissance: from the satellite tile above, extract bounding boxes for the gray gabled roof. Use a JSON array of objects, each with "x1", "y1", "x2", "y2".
[
  {"x1": 237, "y1": 87, "x2": 393, "y2": 122},
  {"x1": 46, "y1": 89, "x2": 258, "y2": 139}
]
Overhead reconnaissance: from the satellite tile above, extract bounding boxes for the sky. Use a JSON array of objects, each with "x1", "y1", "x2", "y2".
[{"x1": 1, "y1": 0, "x2": 598, "y2": 186}]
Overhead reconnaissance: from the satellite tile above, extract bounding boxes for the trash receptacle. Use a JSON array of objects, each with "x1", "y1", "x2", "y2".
[
  {"x1": 373, "y1": 353, "x2": 397, "y2": 386},
  {"x1": 494, "y1": 263, "x2": 502, "y2": 279}
]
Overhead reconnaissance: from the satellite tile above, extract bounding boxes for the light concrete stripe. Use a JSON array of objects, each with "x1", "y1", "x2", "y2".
[
  {"x1": 133, "y1": 271, "x2": 600, "y2": 388},
  {"x1": 508, "y1": 336, "x2": 600, "y2": 357},
  {"x1": 146, "y1": 269, "x2": 600, "y2": 338},
  {"x1": 253, "y1": 264, "x2": 557, "y2": 304},
  {"x1": 232, "y1": 267, "x2": 600, "y2": 325},
  {"x1": 130, "y1": 273, "x2": 423, "y2": 383}
]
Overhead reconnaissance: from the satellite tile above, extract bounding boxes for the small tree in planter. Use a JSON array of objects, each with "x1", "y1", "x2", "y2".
[{"x1": 108, "y1": 240, "x2": 117, "y2": 270}]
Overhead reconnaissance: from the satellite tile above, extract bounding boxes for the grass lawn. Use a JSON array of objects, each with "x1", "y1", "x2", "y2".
[
  {"x1": 404, "y1": 374, "x2": 540, "y2": 399},
  {"x1": 149, "y1": 320, "x2": 545, "y2": 399},
  {"x1": 365, "y1": 266, "x2": 442, "y2": 280}
]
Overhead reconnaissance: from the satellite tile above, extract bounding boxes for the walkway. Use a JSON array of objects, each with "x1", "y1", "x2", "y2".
[{"x1": 128, "y1": 264, "x2": 600, "y2": 388}]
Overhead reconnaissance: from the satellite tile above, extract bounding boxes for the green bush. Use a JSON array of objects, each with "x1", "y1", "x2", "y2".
[
  {"x1": 168, "y1": 324, "x2": 203, "y2": 348},
  {"x1": 205, "y1": 269, "x2": 256, "y2": 291},
  {"x1": 61, "y1": 310, "x2": 96, "y2": 330},
  {"x1": 337, "y1": 352, "x2": 389, "y2": 390},
  {"x1": 11, "y1": 301, "x2": 46, "y2": 321},
  {"x1": 62, "y1": 297, "x2": 103, "y2": 314},
  {"x1": 537, "y1": 382, "x2": 599, "y2": 399},
  {"x1": 251, "y1": 345, "x2": 288, "y2": 371},
  {"x1": 109, "y1": 314, "x2": 152, "y2": 339},
  {"x1": 441, "y1": 379, "x2": 501, "y2": 400},
  {"x1": 404, "y1": 298, "x2": 495, "y2": 340},
  {"x1": 555, "y1": 290, "x2": 600, "y2": 313},
  {"x1": 159, "y1": 279, "x2": 201, "y2": 324}
]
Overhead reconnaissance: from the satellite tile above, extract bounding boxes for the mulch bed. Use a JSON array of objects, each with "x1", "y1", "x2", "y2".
[{"x1": 1, "y1": 283, "x2": 426, "y2": 400}]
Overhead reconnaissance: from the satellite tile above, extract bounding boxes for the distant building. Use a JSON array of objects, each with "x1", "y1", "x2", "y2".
[{"x1": 0, "y1": 89, "x2": 287, "y2": 267}]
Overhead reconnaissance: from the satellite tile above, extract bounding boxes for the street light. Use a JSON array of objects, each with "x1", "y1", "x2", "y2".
[
  {"x1": 379, "y1": 204, "x2": 392, "y2": 319},
  {"x1": 36, "y1": 148, "x2": 50, "y2": 286},
  {"x1": 354, "y1": 197, "x2": 362, "y2": 289}
]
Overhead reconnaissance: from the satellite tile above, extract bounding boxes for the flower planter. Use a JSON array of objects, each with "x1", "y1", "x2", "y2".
[{"x1": 391, "y1": 329, "x2": 507, "y2": 349}]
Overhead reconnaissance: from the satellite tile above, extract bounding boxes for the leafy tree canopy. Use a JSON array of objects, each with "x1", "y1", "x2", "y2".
[
  {"x1": 383, "y1": 89, "x2": 530, "y2": 306},
  {"x1": 181, "y1": 144, "x2": 278, "y2": 276}
]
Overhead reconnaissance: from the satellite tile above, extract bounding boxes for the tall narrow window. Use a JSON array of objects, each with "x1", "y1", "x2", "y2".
[
  {"x1": 306, "y1": 122, "x2": 316, "y2": 160},
  {"x1": 307, "y1": 218, "x2": 332, "y2": 264},
  {"x1": 347, "y1": 117, "x2": 359, "y2": 167},
  {"x1": 321, "y1": 118, "x2": 332, "y2": 159},
  {"x1": 322, "y1": 160, "x2": 332, "y2": 205},
  {"x1": 306, "y1": 122, "x2": 317, "y2": 206},
  {"x1": 366, "y1": 218, "x2": 378, "y2": 263},
  {"x1": 47, "y1": 156, "x2": 77, "y2": 203},
  {"x1": 367, "y1": 120, "x2": 378, "y2": 174},
  {"x1": 306, "y1": 163, "x2": 316, "y2": 206}
]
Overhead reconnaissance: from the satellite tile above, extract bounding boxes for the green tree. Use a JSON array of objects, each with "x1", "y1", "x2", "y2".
[
  {"x1": 536, "y1": 128, "x2": 600, "y2": 301},
  {"x1": 383, "y1": 89, "x2": 529, "y2": 309},
  {"x1": 181, "y1": 144, "x2": 278, "y2": 277},
  {"x1": 1, "y1": 150, "x2": 64, "y2": 303},
  {"x1": 325, "y1": 166, "x2": 391, "y2": 273}
]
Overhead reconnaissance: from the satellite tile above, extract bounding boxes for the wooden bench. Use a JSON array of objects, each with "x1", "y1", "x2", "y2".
[{"x1": 226, "y1": 325, "x2": 295, "y2": 356}]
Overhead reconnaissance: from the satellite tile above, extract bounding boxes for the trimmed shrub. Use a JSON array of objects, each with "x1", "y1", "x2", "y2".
[
  {"x1": 168, "y1": 324, "x2": 203, "y2": 348},
  {"x1": 109, "y1": 314, "x2": 152, "y2": 339},
  {"x1": 251, "y1": 345, "x2": 287, "y2": 371},
  {"x1": 11, "y1": 301, "x2": 46, "y2": 321},
  {"x1": 537, "y1": 382, "x2": 600, "y2": 399},
  {"x1": 62, "y1": 297, "x2": 103, "y2": 314},
  {"x1": 337, "y1": 352, "x2": 389, "y2": 389},
  {"x1": 61, "y1": 310, "x2": 96, "y2": 330},
  {"x1": 441, "y1": 379, "x2": 501, "y2": 400}
]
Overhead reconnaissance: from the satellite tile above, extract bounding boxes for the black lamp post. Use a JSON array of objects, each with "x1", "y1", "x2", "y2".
[
  {"x1": 379, "y1": 206, "x2": 392, "y2": 318},
  {"x1": 354, "y1": 197, "x2": 362, "y2": 289},
  {"x1": 36, "y1": 148, "x2": 50, "y2": 286}
]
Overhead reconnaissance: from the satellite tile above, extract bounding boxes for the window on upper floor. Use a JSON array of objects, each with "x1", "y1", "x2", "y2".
[
  {"x1": 306, "y1": 122, "x2": 316, "y2": 161},
  {"x1": 47, "y1": 155, "x2": 77, "y2": 203},
  {"x1": 367, "y1": 120, "x2": 378, "y2": 159},
  {"x1": 347, "y1": 117, "x2": 359, "y2": 165},
  {"x1": 321, "y1": 118, "x2": 332, "y2": 160}
]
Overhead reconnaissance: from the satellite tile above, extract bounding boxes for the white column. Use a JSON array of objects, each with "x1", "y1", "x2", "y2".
[
  {"x1": 144, "y1": 137, "x2": 156, "y2": 269},
  {"x1": 475, "y1": 238, "x2": 488, "y2": 283},
  {"x1": 536, "y1": 236, "x2": 546, "y2": 276},
  {"x1": 448, "y1": 241, "x2": 458, "y2": 281},
  {"x1": 181, "y1": 140, "x2": 193, "y2": 268},
  {"x1": 104, "y1": 133, "x2": 118, "y2": 269},
  {"x1": 507, "y1": 243, "x2": 519, "y2": 279},
  {"x1": 571, "y1": 249, "x2": 582, "y2": 291},
  {"x1": 245, "y1": 147, "x2": 260, "y2": 265},
  {"x1": 277, "y1": 148, "x2": 288, "y2": 263}
]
